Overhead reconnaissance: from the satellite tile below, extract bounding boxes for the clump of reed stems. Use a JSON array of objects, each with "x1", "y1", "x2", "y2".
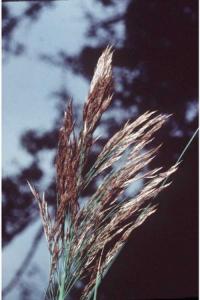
[{"x1": 28, "y1": 46, "x2": 178, "y2": 300}]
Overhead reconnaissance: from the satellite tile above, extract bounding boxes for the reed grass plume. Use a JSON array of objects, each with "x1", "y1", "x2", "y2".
[{"x1": 28, "y1": 46, "x2": 178, "y2": 300}]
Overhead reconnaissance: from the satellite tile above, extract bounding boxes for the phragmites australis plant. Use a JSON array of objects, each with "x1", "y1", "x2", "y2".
[{"x1": 28, "y1": 47, "x2": 178, "y2": 300}]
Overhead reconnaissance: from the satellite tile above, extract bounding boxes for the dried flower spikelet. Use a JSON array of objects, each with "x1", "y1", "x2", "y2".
[
  {"x1": 80, "y1": 162, "x2": 178, "y2": 300},
  {"x1": 27, "y1": 181, "x2": 52, "y2": 249},
  {"x1": 89, "y1": 46, "x2": 113, "y2": 93},
  {"x1": 83, "y1": 46, "x2": 113, "y2": 134},
  {"x1": 28, "y1": 46, "x2": 179, "y2": 300}
]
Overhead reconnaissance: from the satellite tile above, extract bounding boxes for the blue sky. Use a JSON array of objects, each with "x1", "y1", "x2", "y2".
[
  {"x1": 3, "y1": 0, "x2": 129, "y2": 177},
  {"x1": 3, "y1": 2, "x2": 91, "y2": 299},
  {"x1": 2, "y1": 1, "x2": 129, "y2": 299},
  {"x1": 3, "y1": 1, "x2": 90, "y2": 176}
]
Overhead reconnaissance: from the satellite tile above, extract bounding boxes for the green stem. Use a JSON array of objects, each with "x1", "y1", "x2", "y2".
[
  {"x1": 161, "y1": 127, "x2": 199, "y2": 189},
  {"x1": 176, "y1": 128, "x2": 199, "y2": 164},
  {"x1": 58, "y1": 273, "x2": 65, "y2": 300},
  {"x1": 93, "y1": 246, "x2": 104, "y2": 300}
]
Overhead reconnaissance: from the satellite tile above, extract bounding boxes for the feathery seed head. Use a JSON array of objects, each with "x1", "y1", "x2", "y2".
[{"x1": 28, "y1": 47, "x2": 178, "y2": 300}]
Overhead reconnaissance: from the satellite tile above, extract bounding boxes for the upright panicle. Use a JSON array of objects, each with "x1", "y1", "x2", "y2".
[
  {"x1": 83, "y1": 46, "x2": 113, "y2": 135},
  {"x1": 28, "y1": 47, "x2": 178, "y2": 300},
  {"x1": 78, "y1": 46, "x2": 114, "y2": 184},
  {"x1": 56, "y1": 99, "x2": 79, "y2": 218}
]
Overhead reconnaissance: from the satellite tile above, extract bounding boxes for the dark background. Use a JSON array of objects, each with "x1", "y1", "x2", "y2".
[{"x1": 2, "y1": 0, "x2": 198, "y2": 299}]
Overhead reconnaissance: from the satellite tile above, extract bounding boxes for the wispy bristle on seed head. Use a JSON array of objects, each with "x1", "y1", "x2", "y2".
[{"x1": 29, "y1": 46, "x2": 178, "y2": 299}]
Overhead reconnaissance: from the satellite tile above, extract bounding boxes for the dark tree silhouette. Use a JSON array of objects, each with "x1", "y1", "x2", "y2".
[
  {"x1": 3, "y1": 0, "x2": 198, "y2": 299},
  {"x1": 2, "y1": 1, "x2": 54, "y2": 56}
]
